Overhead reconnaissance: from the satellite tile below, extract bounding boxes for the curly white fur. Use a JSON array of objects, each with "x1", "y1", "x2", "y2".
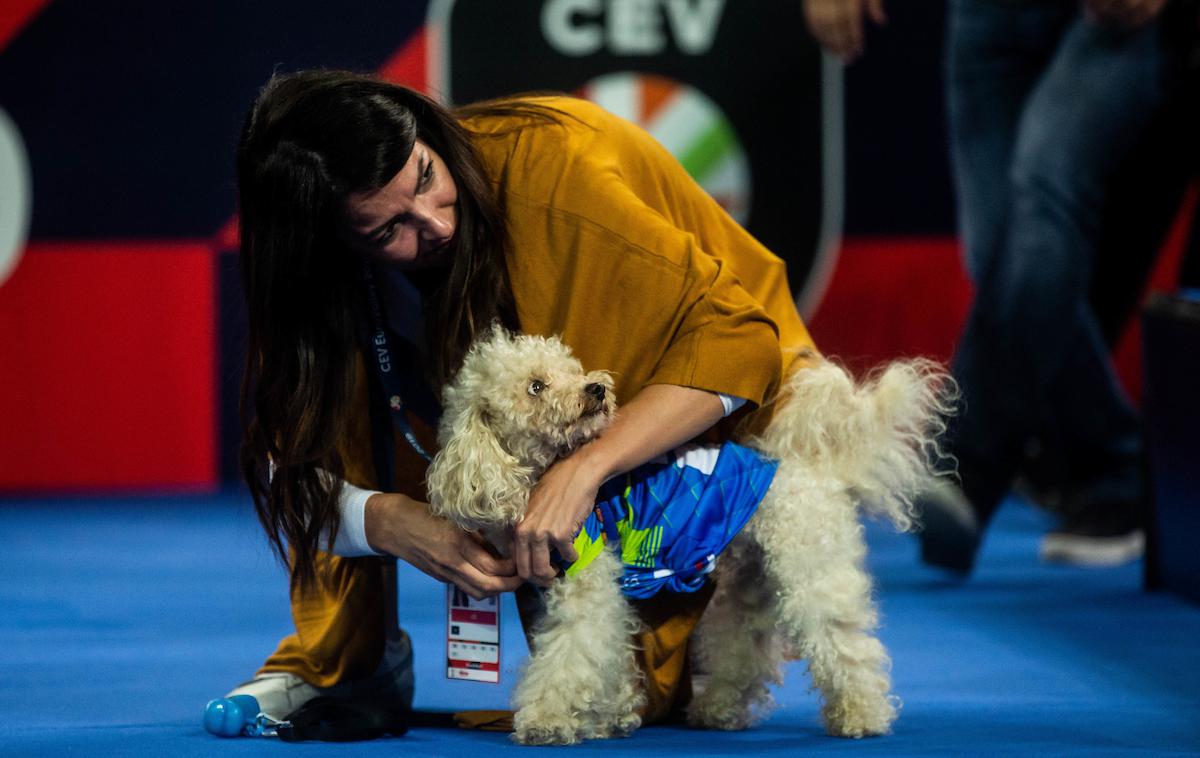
[
  {"x1": 425, "y1": 326, "x2": 955, "y2": 745},
  {"x1": 512, "y1": 549, "x2": 645, "y2": 745},
  {"x1": 747, "y1": 359, "x2": 954, "y2": 532},
  {"x1": 427, "y1": 325, "x2": 614, "y2": 532}
]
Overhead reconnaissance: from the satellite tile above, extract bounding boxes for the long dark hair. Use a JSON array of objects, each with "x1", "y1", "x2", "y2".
[{"x1": 237, "y1": 70, "x2": 522, "y2": 589}]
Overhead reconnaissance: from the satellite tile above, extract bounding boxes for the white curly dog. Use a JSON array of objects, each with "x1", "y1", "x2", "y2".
[{"x1": 426, "y1": 326, "x2": 952, "y2": 745}]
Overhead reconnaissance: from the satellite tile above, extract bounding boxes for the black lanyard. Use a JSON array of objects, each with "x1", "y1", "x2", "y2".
[{"x1": 361, "y1": 261, "x2": 436, "y2": 477}]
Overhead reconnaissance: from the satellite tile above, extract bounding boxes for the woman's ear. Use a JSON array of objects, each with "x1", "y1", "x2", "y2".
[{"x1": 426, "y1": 403, "x2": 533, "y2": 528}]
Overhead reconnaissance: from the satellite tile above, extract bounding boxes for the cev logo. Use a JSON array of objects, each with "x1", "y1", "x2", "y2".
[
  {"x1": 579, "y1": 72, "x2": 752, "y2": 224},
  {"x1": 541, "y1": 0, "x2": 726, "y2": 56},
  {"x1": 0, "y1": 107, "x2": 31, "y2": 288}
]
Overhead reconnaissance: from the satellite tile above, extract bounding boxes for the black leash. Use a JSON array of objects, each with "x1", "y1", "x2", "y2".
[{"x1": 276, "y1": 697, "x2": 411, "y2": 742}]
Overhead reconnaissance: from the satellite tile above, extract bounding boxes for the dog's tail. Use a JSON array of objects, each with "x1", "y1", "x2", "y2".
[{"x1": 747, "y1": 358, "x2": 956, "y2": 532}]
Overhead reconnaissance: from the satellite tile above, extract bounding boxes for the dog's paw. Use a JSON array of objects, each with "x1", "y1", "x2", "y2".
[
  {"x1": 686, "y1": 691, "x2": 755, "y2": 731},
  {"x1": 512, "y1": 725, "x2": 583, "y2": 746},
  {"x1": 822, "y1": 694, "x2": 897, "y2": 738},
  {"x1": 512, "y1": 710, "x2": 584, "y2": 746},
  {"x1": 513, "y1": 722, "x2": 583, "y2": 746},
  {"x1": 686, "y1": 709, "x2": 753, "y2": 731},
  {"x1": 512, "y1": 707, "x2": 641, "y2": 744},
  {"x1": 586, "y1": 712, "x2": 640, "y2": 740}
]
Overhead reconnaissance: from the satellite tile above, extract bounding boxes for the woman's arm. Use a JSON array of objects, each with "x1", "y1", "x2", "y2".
[
  {"x1": 314, "y1": 469, "x2": 522, "y2": 598},
  {"x1": 492, "y1": 108, "x2": 797, "y2": 583},
  {"x1": 364, "y1": 492, "x2": 525, "y2": 599},
  {"x1": 511, "y1": 383, "x2": 725, "y2": 584}
]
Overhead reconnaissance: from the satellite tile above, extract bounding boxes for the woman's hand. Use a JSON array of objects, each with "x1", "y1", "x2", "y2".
[
  {"x1": 1084, "y1": 0, "x2": 1167, "y2": 28},
  {"x1": 512, "y1": 448, "x2": 607, "y2": 586},
  {"x1": 364, "y1": 492, "x2": 522, "y2": 599},
  {"x1": 512, "y1": 384, "x2": 726, "y2": 585},
  {"x1": 802, "y1": 0, "x2": 887, "y2": 63}
]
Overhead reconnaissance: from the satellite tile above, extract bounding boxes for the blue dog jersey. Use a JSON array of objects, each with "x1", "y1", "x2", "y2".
[{"x1": 564, "y1": 442, "x2": 778, "y2": 598}]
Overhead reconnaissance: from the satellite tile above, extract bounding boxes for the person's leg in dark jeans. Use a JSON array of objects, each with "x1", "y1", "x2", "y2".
[
  {"x1": 1018, "y1": 40, "x2": 1198, "y2": 526},
  {"x1": 924, "y1": 2, "x2": 1172, "y2": 573},
  {"x1": 924, "y1": 0, "x2": 1073, "y2": 571}
]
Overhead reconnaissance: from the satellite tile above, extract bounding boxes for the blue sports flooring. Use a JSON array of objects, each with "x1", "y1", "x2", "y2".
[{"x1": 1, "y1": 493, "x2": 1198, "y2": 757}]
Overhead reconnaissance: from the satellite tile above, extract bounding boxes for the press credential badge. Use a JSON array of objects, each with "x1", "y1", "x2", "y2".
[{"x1": 446, "y1": 585, "x2": 500, "y2": 683}]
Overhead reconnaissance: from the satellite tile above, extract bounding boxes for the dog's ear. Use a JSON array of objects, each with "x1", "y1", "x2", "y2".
[{"x1": 427, "y1": 403, "x2": 534, "y2": 529}]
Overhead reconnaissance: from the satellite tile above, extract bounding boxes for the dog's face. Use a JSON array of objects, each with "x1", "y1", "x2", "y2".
[
  {"x1": 449, "y1": 328, "x2": 615, "y2": 466},
  {"x1": 427, "y1": 327, "x2": 615, "y2": 529}
]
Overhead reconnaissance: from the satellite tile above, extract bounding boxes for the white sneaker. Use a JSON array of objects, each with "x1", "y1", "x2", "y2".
[
  {"x1": 225, "y1": 672, "x2": 320, "y2": 722},
  {"x1": 1039, "y1": 501, "x2": 1144, "y2": 567},
  {"x1": 1039, "y1": 529, "x2": 1145, "y2": 567},
  {"x1": 225, "y1": 629, "x2": 415, "y2": 721}
]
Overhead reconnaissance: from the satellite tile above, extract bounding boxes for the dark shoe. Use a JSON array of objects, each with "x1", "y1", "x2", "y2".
[
  {"x1": 1039, "y1": 502, "x2": 1144, "y2": 567},
  {"x1": 1013, "y1": 435, "x2": 1069, "y2": 513},
  {"x1": 917, "y1": 479, "x2": 982, "y2": 575}
]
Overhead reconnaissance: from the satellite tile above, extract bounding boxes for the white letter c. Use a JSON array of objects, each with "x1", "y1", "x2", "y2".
[{"x1": 542, "y1": 0, "x2": 604, "y2": 56}]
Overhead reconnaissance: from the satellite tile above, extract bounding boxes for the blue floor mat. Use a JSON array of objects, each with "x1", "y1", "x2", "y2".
[{"x1": 1, "y1": 493, "x2": 1198, "y2": 756}]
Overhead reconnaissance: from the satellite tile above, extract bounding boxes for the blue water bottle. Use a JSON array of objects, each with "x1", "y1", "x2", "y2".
[{"x1": 203, "y1": 694, "x2": 262, "y2": 737}]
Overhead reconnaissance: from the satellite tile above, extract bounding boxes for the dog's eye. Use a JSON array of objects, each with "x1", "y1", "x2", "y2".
[{"x1": 528, "y1": 379, "x2": 546, "y2": 397}]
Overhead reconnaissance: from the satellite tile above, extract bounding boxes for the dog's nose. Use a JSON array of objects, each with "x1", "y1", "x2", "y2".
[{"x1": 585, "y1": 383, "x2": 606, "y2": 400}]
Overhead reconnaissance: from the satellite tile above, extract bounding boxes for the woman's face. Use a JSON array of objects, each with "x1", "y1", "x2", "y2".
[{"x1": 342, "y1": 139, "x2": 458, "y2": 268}]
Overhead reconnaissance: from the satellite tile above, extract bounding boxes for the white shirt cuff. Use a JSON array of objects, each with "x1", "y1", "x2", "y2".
[
  {"x1": 718, "y1": 392, "x2": 747, "y2": 417},
  {"x1": 269, "y1": 462, "x2": 384, "y2": 557},
  {"x1": 330, "y1": 480, "x2": 384, "y2": 557}
]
